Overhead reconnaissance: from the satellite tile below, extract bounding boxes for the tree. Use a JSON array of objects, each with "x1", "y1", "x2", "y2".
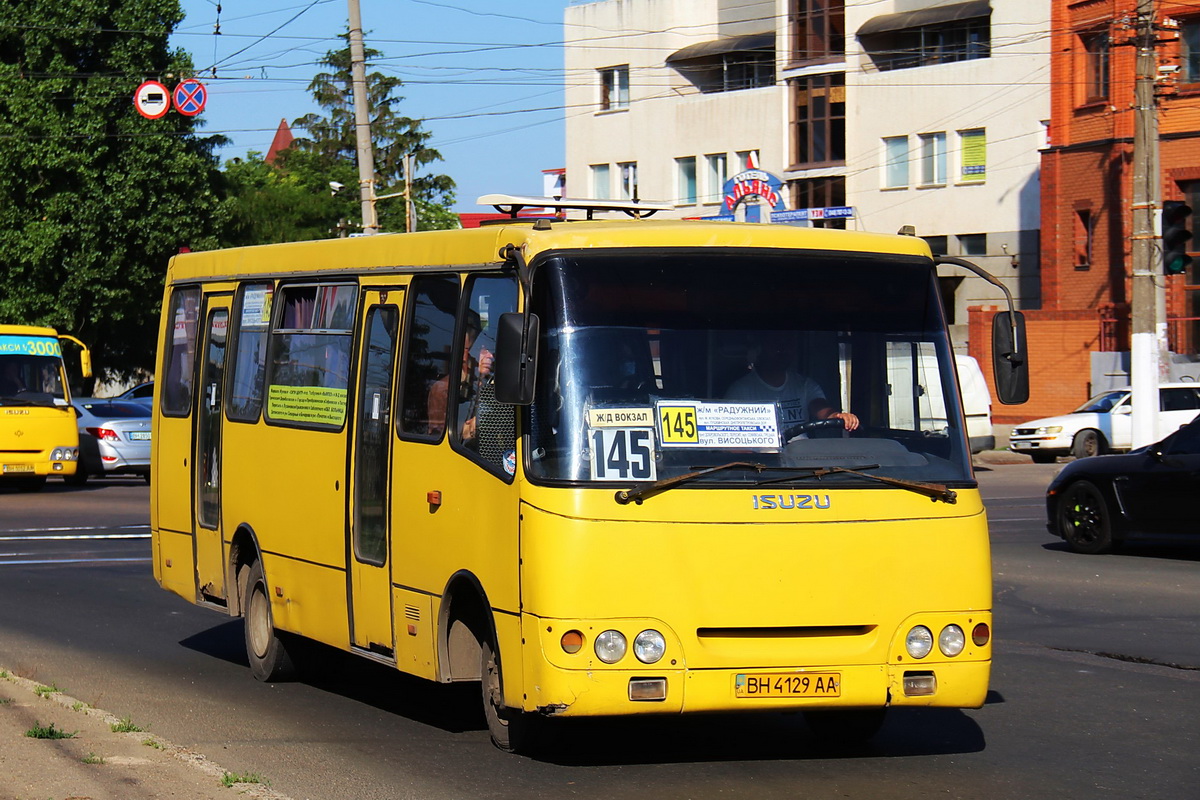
[
  {"x1": 0, "y1": 0, "x2": 225, "y2": 380},
  {"x1": 292, "y1": 38, "x2": 457, "y2": 233}
]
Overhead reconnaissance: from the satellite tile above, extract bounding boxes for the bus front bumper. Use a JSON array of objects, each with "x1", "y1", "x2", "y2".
[{"x1": 521, "y1": 659, "x2": 991, "y2": 717}]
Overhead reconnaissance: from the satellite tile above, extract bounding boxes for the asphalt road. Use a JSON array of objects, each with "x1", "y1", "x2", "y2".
[{"x1": 0, "y1": 467, "x2": 1197, "y2": 799}]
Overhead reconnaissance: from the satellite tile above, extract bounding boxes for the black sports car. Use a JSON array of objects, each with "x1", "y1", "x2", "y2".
[{"x1": 1046, "y1": 414, "x2": 1200, "y2": 554}]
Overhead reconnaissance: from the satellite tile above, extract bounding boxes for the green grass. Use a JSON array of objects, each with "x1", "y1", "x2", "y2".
[
  {"x1": 0, "y1": 697, "x2": 11, "y2": 705},
  {"x1": 221, "y1": 772, "x2": 268, "y2": 788},
  {"x1": 25, "y1": 721, "x2": 76, "y2": 739},
  {"x1": 142, "y1": 737, "x2": 166, "y2": 750},
  {"x1": 82, "y1": 752, "x2": 105, "y2": 765},
  {"x1": 110, "y1": 716, "x2": 144, "y2": 733},
  {"x1": 71, "y1": 701, "x2": 87, "y2": 712},
  {"x1": 0, "y1": 670, "x2": 8, "y2": 679},
  {"x1": 33, "y1": 684, "x2": 61, "y2": 698}
]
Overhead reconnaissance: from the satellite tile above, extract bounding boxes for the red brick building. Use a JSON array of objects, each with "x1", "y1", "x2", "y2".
[{"x1": 971, "y1": 0, "x2": 1200, "y2": 423}]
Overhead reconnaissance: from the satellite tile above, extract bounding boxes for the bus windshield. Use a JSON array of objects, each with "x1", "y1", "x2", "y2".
[
  {"x1": 0, "y1": 353, "x2": 68, "y2": 407},
  {"x1": 526, "y1": 250, "x2": 972, "y2": 487}
]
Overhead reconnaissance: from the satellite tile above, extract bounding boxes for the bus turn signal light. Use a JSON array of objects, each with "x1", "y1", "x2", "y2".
[
  {"x1": 972, "y1": 623, "x2": 990, "y2": 646},
  {"x1": 560, "y1": 630, "x2": 583, "y2": 654}
]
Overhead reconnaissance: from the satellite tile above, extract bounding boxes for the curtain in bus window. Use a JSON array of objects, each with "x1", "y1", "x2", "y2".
[
  {"x1": 227, "y1": 283, "x2": 273, "y2": 422},
  {"x1": 266, "y1": 283, "x2": 357, "y2": 428},
  {"x1": 163, "y1": 287, "x2": 201, "y2": 416},
  {"x1": 400, "y1": 275, "x2": 460, "y2": 438}
]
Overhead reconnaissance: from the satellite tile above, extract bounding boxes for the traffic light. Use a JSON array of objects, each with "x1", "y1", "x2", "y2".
[{"x1": 1162, "y1": 200, "x2": 1193, "y2": 275}]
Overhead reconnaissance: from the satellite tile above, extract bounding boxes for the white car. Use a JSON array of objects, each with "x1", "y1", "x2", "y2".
[
  {"x1": 65, "y1": 399, "x2": 152, "y2": 484},
  {"x1": 1009, "y1": 383, "x2": 1200, "y2": 462}
]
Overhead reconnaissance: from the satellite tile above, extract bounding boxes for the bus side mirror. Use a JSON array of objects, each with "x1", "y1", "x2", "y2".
[
  {"x1": 79, "y1": 349, "x2": 92, "y2": 379},
  {"x1": 495, "y1": 312, "x2": 538, "y2": 405},
  {"x1": 992, "y1": 311, "x2": 1029, "y2": 405}
]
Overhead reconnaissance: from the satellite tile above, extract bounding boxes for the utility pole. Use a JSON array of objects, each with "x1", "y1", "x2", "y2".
[
  {"x1": 1129, "y1": 0, "x2": 1162, "y2": 449},
  {"x1": 347, "y1": 0, "x2": 378, "y2": 234},
  {"x1": 404, "y1": 151, "x2": 416, "y2": 233}
]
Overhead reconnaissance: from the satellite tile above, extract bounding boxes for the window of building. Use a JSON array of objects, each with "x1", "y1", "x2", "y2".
[
  {"x1": 1074, "y1": 209, "x2": 1094, "y2": 270},
  {"x1": 791, "y1": 0, "x2": 845, "y2": 62},
  {"x1": 676, "y1": 157, "x2": 698, "y2": 205},
  {"x1": 599, "y1": 65, "x2": 630, "y2": 111},
  {"x1": 787, "y1": 176, "x2": 846, "y2": 228},
  {"x1": 1184, "y1": 20, "x2": 1200, "y2": 84},
  {"x1": 923, "y1": 236, "x2": 948, "y2": 255},
  {"x1": 859, "y1": 10, "x2": 990, "y2": 72},
  {"x1": 958, "y1": 233, "x2": 986, "y2": 256},
  {"x1": 1080, "y1": 32, "x2": 1109, "y2": 103},
  {"x1": 618, "y1": 161, "x2": 638, "y2": 200},
  {"x1": 705, "y1": 153, "x2": 728, "y2": 203},
  {"x1": 919, "y1": 132, "x2": 947, "y2": 186},
  {"x1": 668, "y1": 35, "x2": 775, "y2": 94},
  {"x1": 792, "y1": 73, "x2": 845, "y2": 167},
  {"x1": 959, "y1": 128, "x2": 986, "y2": 182},
  {"x1": 883, "y1": 136, "x2": 908, "y2": 188},
  {"x1": 591, "y1": 164, "x2": 611, "y2": 200}
]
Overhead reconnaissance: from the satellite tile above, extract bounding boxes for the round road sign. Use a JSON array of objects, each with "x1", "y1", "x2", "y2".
[
  {"x1": 133, "y1": 80, "x2": 170, "y2": 120},
  {"x1": 172, "y1": 79, "x2": 207, "y2": 117}
]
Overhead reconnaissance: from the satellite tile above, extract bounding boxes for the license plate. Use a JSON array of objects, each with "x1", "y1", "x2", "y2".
[
  {"x1": 127, "y1": 431, "x2": 151, "y2": 441},
  {"x1": 735, "y1": 672, "x2": 841, "y2": 698},
  {"x1": 2, "y1": 464, "x2": 34, "y2": 474}
]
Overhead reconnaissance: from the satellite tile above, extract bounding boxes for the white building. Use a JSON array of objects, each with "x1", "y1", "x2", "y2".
[
  {"x1": 564, "y1": 0, "x2": 1049, "y2": 345},
  {"x1": 564, "y1": 0, "x2": 785, "y2": 216}
]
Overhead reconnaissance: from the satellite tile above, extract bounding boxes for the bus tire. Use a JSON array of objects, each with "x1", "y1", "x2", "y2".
[
  {"x1": 243, "y1": 559, "x2": 296, "y2": 682},
  {"x1": 64, "y1": 469, "x2": 89, "y2": 487},
  {"x1": 481, "y1": 638, "x2": 532, "y2": 753},
  {"x1": 804, "y1": 709, "x2": 887, "y2": 745},
  {"x1": 16, "y1": 476, "x2": 47, "y2": 492}
]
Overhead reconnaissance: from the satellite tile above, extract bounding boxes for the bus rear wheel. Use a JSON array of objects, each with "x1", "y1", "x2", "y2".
[
  {"x1": 481, "y1": 638, "x2": 532, "y2": 753},
  {"x1": 243, "y1": 559, "x2": 296, "y2": 682}
]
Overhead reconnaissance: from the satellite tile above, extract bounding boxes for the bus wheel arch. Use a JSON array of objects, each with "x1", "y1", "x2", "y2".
[
  {"x1": 228, "y1": 525, "x2": 262, "y2": 618},
  {"x1": 438, "y1": 570, "x2": 491, "y2": 683}
]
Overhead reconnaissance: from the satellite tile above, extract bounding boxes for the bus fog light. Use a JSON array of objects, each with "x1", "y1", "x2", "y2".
[
  {"x1": 903, "y1": 671, "x2": 937, "y2": 696},
  {"x1": 628, "y1": 677, "x2": 667, "y2": 701},
  {"x1": 905, "y1": 626, "x2": 933, "y2": 659},
  {"x1": 972, "y1": 623, "x2": 990, "y2": 646},
  {"x1": 595, "y1": 630, "x2": 627, "y2": 663},
  {"x1": 560, "y1": 630, "x2": 583, "y2": 654},
  {"x1": 939, "y1": 625, "x2": 966, "y2": 656},
  {"x1": 633, "y1": 630, "x2": 665, "y2": 664}
]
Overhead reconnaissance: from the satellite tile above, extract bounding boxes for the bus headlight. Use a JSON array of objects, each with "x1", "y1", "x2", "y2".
[
  {"x1": 905, "y1": 625, "x2": 933, "y2": 659},
  {"x1": 594, "y1": 630, "x2": 627, "y2": 664},
  {"x1": 938, "y1": 624, "x2": 966, "y2": 657},
  {"x1": 51, "y1": 447, "x2": 77, "y2": 461},
  {"x1": 633, "y1": 629, "x2": 665, "y2": 664}
]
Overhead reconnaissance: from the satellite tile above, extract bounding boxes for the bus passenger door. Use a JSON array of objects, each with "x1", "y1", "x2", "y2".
[
  {"x1": 194, "y1": 299, "x2": 230, "y2": 602},
  {"x1": 348, "y1": 291, "x2": 402, "y2": 657}
]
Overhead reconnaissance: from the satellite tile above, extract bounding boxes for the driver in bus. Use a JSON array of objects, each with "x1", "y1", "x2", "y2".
[{"x1": 725, "y1": 334, "x2": 859, "y2": 438}]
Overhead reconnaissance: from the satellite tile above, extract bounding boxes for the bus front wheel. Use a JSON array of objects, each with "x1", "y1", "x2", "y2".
[
  {"x1": 243, "y1": 559, "x2": 296, "y2": 682},
  {"x1": 481, "y1": 639, "x2": 532, "y2": 753}
]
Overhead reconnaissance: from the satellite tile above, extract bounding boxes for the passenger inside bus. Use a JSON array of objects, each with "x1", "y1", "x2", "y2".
[
  {"x1": 0, "y1": 361, "x2": 26, "y2": 395},
  {"x1": 724, "y1": 334, "x2": 859, "y2": 439},
  {"x1": 427, "y1": 310, "x2": 492, "y2": 442}
]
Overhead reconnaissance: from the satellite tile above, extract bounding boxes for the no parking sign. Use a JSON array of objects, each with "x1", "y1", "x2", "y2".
[{"x1": 172, "y1": 79, "x2": 207, "y2": 116}]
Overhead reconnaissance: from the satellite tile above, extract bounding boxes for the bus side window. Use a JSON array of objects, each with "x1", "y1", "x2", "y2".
[
  {"x1": 453, "y1": 275, "x2": 518, "y2": 471},
  {"x1": 399, "y1": 275, "x2": 460, "y2": 440},
  {"x1": 162, "y1": 287, "x2": 201, "y2": 416},
  {"x1": 226, "y1": 283, "x2": 274, "y2": 423}
]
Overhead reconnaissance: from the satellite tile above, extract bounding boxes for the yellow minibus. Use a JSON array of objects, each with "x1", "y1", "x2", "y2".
[
  {"x1": 150, "y1": 196, "x2": 1027, "y2": 751},
  {"x1": 1, "y1": 325, "x2": 92, "y2": 491}
]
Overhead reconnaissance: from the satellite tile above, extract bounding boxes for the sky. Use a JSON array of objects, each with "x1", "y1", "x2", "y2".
[{"x1": 171, "y1": 0, "x2": 571, "y2": 211}]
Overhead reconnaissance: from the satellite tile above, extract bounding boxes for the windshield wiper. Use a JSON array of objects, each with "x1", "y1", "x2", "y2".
[
  {"x1": 615, "y1": 461, "x2": 771, "y2": 505},
  {"x1": 754, "y1": 465, "x2": 957, "y2": 504}
]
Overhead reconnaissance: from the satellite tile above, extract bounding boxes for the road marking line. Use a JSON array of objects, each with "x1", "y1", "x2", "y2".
[
  {"x1": 0, "y1": 524, "x2": 149, "y2": 534},
  {"x1": 0, "y1": 533, "x2": 151, "y2": 542},
  {"x1": 0, "y1": 557, "x2": 151, "y2": 566}
]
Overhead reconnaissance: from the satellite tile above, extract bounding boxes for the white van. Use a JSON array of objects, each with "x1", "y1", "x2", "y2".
[{"x1": 885, "y1": 350, "x2": 994, "y2": 455}]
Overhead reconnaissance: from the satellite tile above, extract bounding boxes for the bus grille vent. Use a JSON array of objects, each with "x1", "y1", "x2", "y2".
[{"x1": 405, "y1": 605, "x2": 421, "y2": 621}]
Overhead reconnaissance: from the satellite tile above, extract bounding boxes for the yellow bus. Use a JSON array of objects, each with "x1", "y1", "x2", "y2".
[
  {"x1": 1, "y1": 325, "x2": 92, "y2": 491},
  {"x1": 150, "y1": 196, "x2": 1028, "y2": 751}
]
